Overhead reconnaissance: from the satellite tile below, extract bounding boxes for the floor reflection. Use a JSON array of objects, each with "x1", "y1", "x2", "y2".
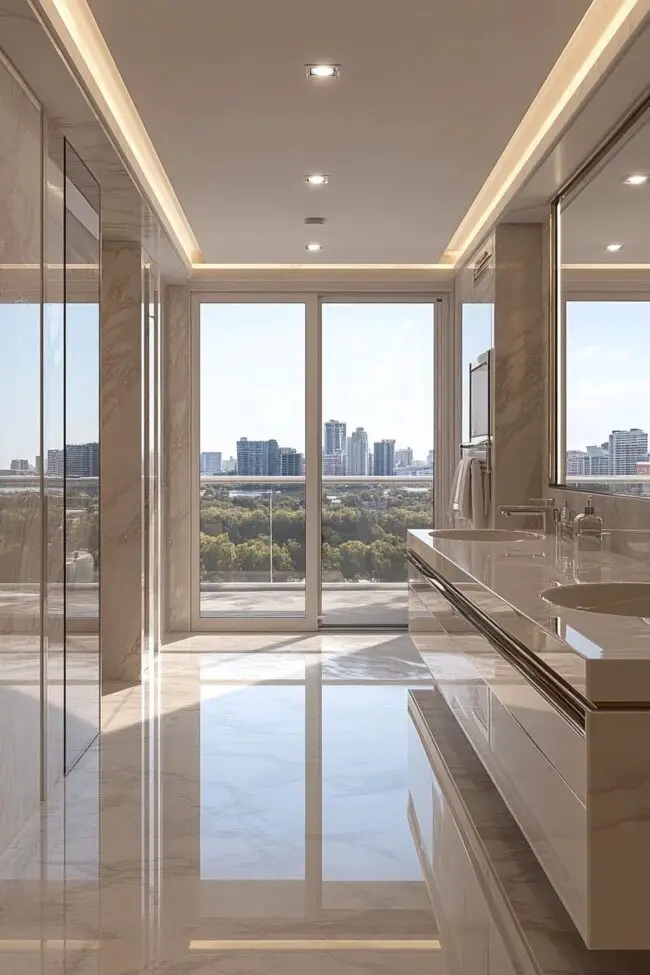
[{"x1": 0, "y1": 634, "x2": 441, "y2": 974}]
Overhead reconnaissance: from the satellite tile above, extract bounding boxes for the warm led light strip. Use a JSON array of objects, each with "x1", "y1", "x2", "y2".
[
  {"x1": 32, "y1": 0, "x2": 202, "y2": 266},
  {"x1": 562, "y1": 263, "x2": 650, "y2": 270},
  {"x1": 192, "y1": 263, "x2": 455, "y2": 272},
  {"x1": 441, "y1": 0, "x2": 650, "y2": 266},
  {"x1": 189, "y1": 940, "x2": 441, "y2": 951}
]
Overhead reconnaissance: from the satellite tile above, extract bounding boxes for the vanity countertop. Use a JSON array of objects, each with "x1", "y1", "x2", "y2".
[{"x1": 407, "y1": 528, "x2": 650, "y2": 705}]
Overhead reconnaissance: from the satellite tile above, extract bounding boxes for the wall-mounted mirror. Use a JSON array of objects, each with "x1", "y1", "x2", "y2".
[{"x1": 553, "y1": 98, "x2": 650, "y2": 499}]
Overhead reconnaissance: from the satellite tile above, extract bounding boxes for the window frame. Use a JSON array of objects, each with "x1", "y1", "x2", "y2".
[{"x1": 189, "y1": 290, "x2": 449, "y2": 632}]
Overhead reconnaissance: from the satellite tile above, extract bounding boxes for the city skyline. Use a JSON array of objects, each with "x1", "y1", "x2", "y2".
[
  {"x1": 566, "y1": 425, "x2": 649, "y2": 477},
  {"x1": 199, "y1": 302, "x2": 435, "y2": 462},
  {"x1": 200, "y1": 419, "x2": 431, "y2": 476}
]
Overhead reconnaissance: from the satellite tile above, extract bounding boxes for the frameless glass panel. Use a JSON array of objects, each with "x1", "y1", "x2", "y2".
[
  {"x1": 63, "y1": 142, "x2": 100, "y2": 771},
  {"x1": 565, "y1": 301, "x2": 650, "y2": 496},
  {"x1": 320, "y1": 302, "x2": 435, "y2": 626},
  {"x1": 461, "y1": 303, "x2": 493, "y2": 443},
  {"x1": 199, "y1": 302, "x2": 306, "y2": 618}
]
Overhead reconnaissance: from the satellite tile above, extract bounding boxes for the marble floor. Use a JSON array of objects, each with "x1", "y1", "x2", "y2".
[{"x1": 0, "y1": 633, "x2": 444, "y2": 974}]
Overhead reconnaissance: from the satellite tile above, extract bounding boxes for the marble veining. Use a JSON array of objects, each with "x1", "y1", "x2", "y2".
[
  {"x1": 0, "y1": 636, "x2": 443, "y2": 974},
  {"x1": 493, "y1": 223, "x2": 545, "y2": 525},
  {"x1": 101, "y1": 241, "x2": 145, "y2": 683},
  {"x1": 165, "y1": 284, "x2": 192, "y2": 633}
]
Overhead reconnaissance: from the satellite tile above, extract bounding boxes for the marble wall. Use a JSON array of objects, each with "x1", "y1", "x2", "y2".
[
  {"x1": 492, "y1": 223, "x2": 545, "y2": 524},
  {"x1": 0, "y1": 51, "x2": 43, "y2": 853},
  {"x1": 100, "y1": 241, "x2": 145, "y2": 683},
  {"x1": 164, "y1": 285, "x2": 192, "y2": 634}
]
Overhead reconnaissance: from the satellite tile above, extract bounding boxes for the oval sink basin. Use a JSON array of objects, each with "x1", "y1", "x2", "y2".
[
  {"x1": 541, "y1": 582, "x2": 650, "y2": 617},
  {"x1": 430, "y1": 529, "x2": 543, "y2": 542}
]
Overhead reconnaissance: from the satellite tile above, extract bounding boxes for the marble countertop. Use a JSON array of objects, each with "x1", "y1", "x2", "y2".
[{"x1": 407, "y1": 528, "x2": 650, "y2": 705}]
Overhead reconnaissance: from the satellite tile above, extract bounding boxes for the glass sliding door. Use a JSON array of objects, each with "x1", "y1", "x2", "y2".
[
  {"x1": 197, "y1": 299, "x2": 308, "y2": 622},
  {"x1": 320, "y1": 301, "x2": 435, "y2": 626}
]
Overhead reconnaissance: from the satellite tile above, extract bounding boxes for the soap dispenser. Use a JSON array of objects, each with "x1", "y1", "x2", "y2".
[{"x1": 573, "y1": 496, "x2": 603, "y2": 550}]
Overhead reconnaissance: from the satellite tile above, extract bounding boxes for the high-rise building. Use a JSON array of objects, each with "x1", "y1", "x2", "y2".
[
  {"x1": 200, "y1": 451, "x2": 222, "y2": 475},
  {"x1": 323, "y1": 419, "x2": 347, "y2": 476},
  {"x1": 346, "y1": 427, "x2": 369, "y2": 475},
  {"x1": 324, "y1": 419, "x2": 347, "y2": 454},
  {"x1": 280, "y1": 447, "x2": 303, "y2": 476},
  {"x1": 585, "y1": 444, "x2": 609, "y2": 476},
  {"x1": 10, "y1": 458, "x2": 29, "y2": 471},
  {"x1": 427, "y1": 450, "x2": 435, "y2": 470},
  {"x1": 566, "y1": 450, "x2": 587, "y2": 476},
  {"x1": 395, "y1": 447, "x2": 414, "y2": 469},
  {"x1": 47, "y1": 444, "x2": 99, "y2": 477},
  {"x1": 222, "y1": 456, "x2": 237, "y2": 473},
  {"x1": 322, "y1": 451, "x2": 345, "y2": 475},
  {"x1": 47, "y1": 449, "x2": 64, "y2": 476},
  {"x1": 67, "y1": 443, "x2": 99, "y2": 477},
  {"x1": 373, "y1": 439, "x2": 396, "y2": 475},
  {"x1": 236, "y1": 438, "x2": 281, "y2": 476},
  {"x1": 609, "y1": 428, "x2": 648, "y2": 475}
]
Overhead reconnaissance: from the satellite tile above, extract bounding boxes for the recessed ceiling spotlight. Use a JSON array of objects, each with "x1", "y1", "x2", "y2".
[
  {"x1": 624, "y1": 174, "x2": 648, "y2": 186},
  {"x1": 305, "y1": 64, "x2": 340, "y2": 80},
  {"x1": 304, "y1": 174, "x2": 329, "y2": 186},
  {"x1": 305, "y1": 242, "x2": 322, "y2": 252},
  {"x1": 605, "y1": 242, "x2": 623, "y2": 252}
]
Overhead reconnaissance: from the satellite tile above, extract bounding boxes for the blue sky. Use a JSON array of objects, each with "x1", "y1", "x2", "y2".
[
  {"x1": 0, "y1": 303, "x2": 99, "y2": 469},
  {"x1": 200, "y1": 301, "x2": 435, "y2": 461},
  {"x1": 566, "y1": 301, "x2": 650, "y2": 450},
  {"x1": 2, "y1": 298, "x2": 647, "y2": 468}
]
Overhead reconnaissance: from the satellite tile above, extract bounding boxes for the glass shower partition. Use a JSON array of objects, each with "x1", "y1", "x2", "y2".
[{"x1": 63, "y1": 142, "x2": 101, "y2": 771}]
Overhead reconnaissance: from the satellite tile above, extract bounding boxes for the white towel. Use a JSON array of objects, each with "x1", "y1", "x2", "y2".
[
  {"x1": 469, "y1": 457, "x2": 487, "y2": 528},
  {"x1": 450, "y1": 457, "x2": 472, "y2": 519}
]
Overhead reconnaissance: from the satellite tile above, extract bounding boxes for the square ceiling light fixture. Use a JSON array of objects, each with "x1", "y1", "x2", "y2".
[{"x1": 305, "y1": 64, "x2": 341, "y2": 79}]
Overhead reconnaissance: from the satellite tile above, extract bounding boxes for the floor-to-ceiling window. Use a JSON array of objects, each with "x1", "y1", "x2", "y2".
[
  {"x1": 197, "y1": 298, "x2": 308, "y2": 622},
  {"x1": 193, "y1": 295, "x2": 437, "y2": 630},
  {"x1": 320, "y1": 301, "x2": 435, "y2": 626}
]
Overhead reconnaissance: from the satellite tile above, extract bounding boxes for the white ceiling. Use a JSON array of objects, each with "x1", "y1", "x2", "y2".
[{"x1": 87, "y1": 0, "x2": 591, "y2": 264}]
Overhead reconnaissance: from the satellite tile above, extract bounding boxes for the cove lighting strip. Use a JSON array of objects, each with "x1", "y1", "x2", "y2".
[
  {"x1": 32, "y1": 0, "x2": 202, "y2": 266},
  {"x1": 441, "y1": 0, "x2": 650, "y2": 266},
  {"x1": 192, "y1": 263, "x2": 455, "y2": 272},
  {"x1": 189, "y1": 940, "x2": 441, "y2": 951}
]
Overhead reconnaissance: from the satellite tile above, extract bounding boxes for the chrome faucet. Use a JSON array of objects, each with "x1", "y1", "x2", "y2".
[{"x1": 498, "y1": 498, "x2": 557, "y2": 534}]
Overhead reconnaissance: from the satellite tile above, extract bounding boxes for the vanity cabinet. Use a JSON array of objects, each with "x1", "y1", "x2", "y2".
[{"x1": 408, "y1": 546, "x2": 650, "y2": 950}]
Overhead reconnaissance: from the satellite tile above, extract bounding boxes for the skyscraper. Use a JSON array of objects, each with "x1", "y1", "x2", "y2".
[
  {"x1": 395, "y1": 447, "x2": 413, "y2": 469},
  {"x1": 67, "y1": 443, "x2": 99, "y2": 477},
  {"x1": 373, "y1": 440, "x2": 396, "y2": 475},
  {"x1": 10, "y1": 459, "x2": 29, "y2": 471},
  {"x1": 609, "y1": 428, "x2": 648, "y2": 475},
  {"x1": 324, "y1": 419, "x2": 347, "y2": 454},
  {"x1": 346, "y1": 427, "x2": 369, "y2": 475},
  {"x1": 566, "y1": 450, "x2": 587, "y2": 476},
  {"x1": 48, "y1": 443, "x2": 98, "y2": 478},
  {"x1": 323, "y1": 419, "x2": 347, "y2": 475},
  {"x1": 236, "y1": 439, "x2": 281, "y2": 476},
  {"x1": 280, "y1": 447, "x2": 303, "y2": 476},
  {"x1": 200, "y1": 451, "x2": 222, "y2": 475},
  {"x1": 585, "y1": 444, "x2": 609, "y2": 476}
]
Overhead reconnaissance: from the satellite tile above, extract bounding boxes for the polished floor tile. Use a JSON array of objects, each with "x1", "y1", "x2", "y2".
[{"x1": 0, "y1": 635, "x2": 443, "y2": 974}]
